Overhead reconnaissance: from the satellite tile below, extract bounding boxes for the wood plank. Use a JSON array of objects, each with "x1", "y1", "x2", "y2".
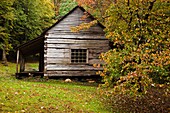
[
  {"x1": 88, "y1": 59, "x2": 104, "y2": 64},
  {"x1": 47, "y1": 70, "x2": 97, "y2": 74},
  {"x1": 45, "y1": 49, "x2": 70, "y2": 53},
  {"x1": 51, "y1": 24, "x2": 103, "y2": 29},
  {"x1": 60, "y1": 18, "x2": 92, "y2": 23},
  {"x1": 47, "y1": 58, "x2": 70, "y2": 64},
  {"x1": 48, "y1": 24, "x2": 104, "y2": 32},
  {"x1": 20, "y1": 55, "x2": 25, "y2": 72},
  {"x1": 46, "y1": 34, "x2": 105, "y2": 39},
  {"x1": 47, "y1": 32, "x2": 104, "y2": 35},
  {"x1": 47, "y1": 43, "x2": 108, "y2": 48},
  {"x1": 48, "y1": 30, "x2": 103, "y2": 34},
  {"x1": 88, "y1": 53, "x2": 100, "y2": 59},
  {"x1": 60, "y1": 16, "x2": 88, "y2": 21},
  {"x1": 89, "y1": 47, "x2": 110, "y2": 52},
  {"x1": 46, "y1": 52, "x2": 70, "y2": 58},
  {"x1": 46, "y1": 39, "x2": 109, "y2": 44},
  {"x1": 55, "y1": 21, "x2": 91, "y2": 25},
  {"x1": 46, "y1": 70, "x2": 98, "y2": 76},
  {"x1": 46, "y1": 64, "x2": 103, "y2": 71},
  {"x1": 48, "y1": 28, "x2": 104, "y2": 33},
  {"x1": 45, "y1": 73, "x2": 98, "y2": 77},
  {"x1": 47, "y1": 57, "x2": 70, "y2": 63}
]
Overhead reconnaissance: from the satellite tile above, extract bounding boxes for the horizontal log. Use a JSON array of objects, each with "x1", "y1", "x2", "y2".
[
  {"x1": 45, "y1": 73, "x2": 99, "y2": 77},
  {"x1": 46, "y1": 64, "x2": 103, "y2": 71},
  {"x1": 64, "y1": 14, "x2": 85, "y2": 18},
  {"x1": 45, "y1": 46, "x2": 109, "y2": 52},
  {"x1": 46, "y1": 52, "x2": 70, "y2": 58},
  {"x1": 47, "y1": 32, "x2": 104, "y2": 36},
  {"x1": 46, "y1": 70, "x2": 98, "y2": 76},
  {"x1": 90, "y1": 47, "x2": 110, "y2": 51},
  {"x1": 88, "y1": 59, "x2": 104, "y2": 64},
  {"x1": 54, "y1": 20, "x2": 92, "y2": 25},
  {"x1": 51, "y1": 24, "x2": 103, "y2": 30},
  {"x1": 46, "y1": 34, "x2": 105, "y2": 39},
  {"x1": 46, "y1": 58, "x2": 104, "y2": 65},
  {"x1": 60, "y1": 17, "x2": 90, "y2": 22},
  {"x1": 47, "y1": 70, "x2": 97, "y2": 74},
  {"x1": 46, "y1": 58, "x2": 70, "y2": 64},
  {"x1": 60, "y1": 18, "x2": 92, "y2": 23},
  {"x1": 47, "y1": 30, "x2": 103, "y2": 34},
  {"x1": 48, "y1": 27, "x2": 104, "y2": 33},
  {"x1": 47, "y1": 44, "x2": 108, "y2": 50},
  {"x1": 45, "y1": 49, "x2": 70, "y2": 53},
  {"x1": 88, "y1": 53, "x2": 100, "y2": 58},
  {"x1": 46, "y1": 39, "x2": 108, "y2": 44}
]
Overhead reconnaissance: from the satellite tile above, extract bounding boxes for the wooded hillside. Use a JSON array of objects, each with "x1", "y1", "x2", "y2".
[{"x1": 0, "y1": 0, "x2": 78, "y2": 64}]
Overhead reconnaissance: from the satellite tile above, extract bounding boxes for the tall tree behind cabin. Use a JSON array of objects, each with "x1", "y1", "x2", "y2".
[{"x1": 0, "y1": 0, "x2": 15, "y2": 65}]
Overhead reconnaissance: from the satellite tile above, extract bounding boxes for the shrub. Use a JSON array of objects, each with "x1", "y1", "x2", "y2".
[
  {"x1": 99, "y1": 0, "x2": 170, "y2": 89},
  {"x1": 98, "y1": 0, "x2": 170, "y2": 112}
]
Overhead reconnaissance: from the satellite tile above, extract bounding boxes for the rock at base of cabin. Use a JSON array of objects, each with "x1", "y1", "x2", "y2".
[
  {"x1": 88, "y1": 80, "x2": 95, "y2": 83},
  {"x1": 65, "y1": 78, "x2": 72, "y2": 83}
]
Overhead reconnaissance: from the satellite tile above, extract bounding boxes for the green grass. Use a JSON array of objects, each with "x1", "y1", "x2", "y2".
[
  {"x1": 0, "y1": 62, "x2": 16, "y2": 76},
  {"x1": 0, "y1": 62, "x2": 110, "y2": 113},
  {"x1": 25, "y1": 63, "x2": 39, "y2": 71}
]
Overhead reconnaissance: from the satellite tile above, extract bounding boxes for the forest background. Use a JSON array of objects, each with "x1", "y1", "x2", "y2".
[{"x1": 0, "y1": 0, "x2": 79, "y2": 64}]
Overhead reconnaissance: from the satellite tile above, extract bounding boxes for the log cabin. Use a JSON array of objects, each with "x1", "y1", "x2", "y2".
[{"x1": 16, "y1": 6, "x2": 110, "y2": 78}]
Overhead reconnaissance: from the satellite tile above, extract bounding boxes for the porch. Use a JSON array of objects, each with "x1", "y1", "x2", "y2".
[{"x1": 16, "y1": 36, "x2": 44, "y2": 78}]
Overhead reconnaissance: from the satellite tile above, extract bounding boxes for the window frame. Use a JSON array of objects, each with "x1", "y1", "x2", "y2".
[{"x1": 70, "y1": 48, "x2": 88, "y2": 64}]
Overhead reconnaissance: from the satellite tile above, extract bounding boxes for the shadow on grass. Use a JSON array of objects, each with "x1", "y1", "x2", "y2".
[{"x1": 17, "y1": 75, "x2": 101, "y2": 87}]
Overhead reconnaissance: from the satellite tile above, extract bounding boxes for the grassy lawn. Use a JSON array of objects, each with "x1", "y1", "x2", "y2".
[
  {"x1": 25, "y1": 63, "x2": 39, "y2": 71},
  {"x1": 0, "y1": 62, "x2": 110, "y2": 113}
]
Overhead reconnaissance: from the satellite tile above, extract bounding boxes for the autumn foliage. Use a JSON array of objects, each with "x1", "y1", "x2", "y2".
[
  {"x1": 99, "y1": 0, "x2": 170, "y2": 87},
  {"x1": 74, "y1": 0, "x2": 169, "y2": 103},
  {"x1": 97, "y1": 0, "x2": 170, "y2": 112}
]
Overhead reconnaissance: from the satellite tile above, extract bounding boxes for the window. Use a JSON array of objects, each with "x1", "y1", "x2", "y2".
[{"x1": 71, "y1": 49, "x2": 87, "y2": 63}]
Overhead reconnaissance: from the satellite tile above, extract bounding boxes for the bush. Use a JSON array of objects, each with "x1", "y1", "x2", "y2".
[
  {"x1": 98, "y1": 0, "x2": 170, "y2": 112},
  {"x1": 99, "y1": 0, "x2": 170, "y2": 89}
]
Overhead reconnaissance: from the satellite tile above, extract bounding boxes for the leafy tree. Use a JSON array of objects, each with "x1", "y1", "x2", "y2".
[
  {"x1": 11, "y1": 0, "x2": 55, "y2": 46},
  {"x1": 0, "y1": 0, "x2": 55, "y2": 62},
  {"x1": 58, "y1": 0, "x2": 77, "y2": 18},
  {"x1": 52, "y1": 0, "x2": 77, "y2": 18},
  {"x1": 94, "y1": 1, "x2": 170, "y2": 112},
  {"x1": 76, "y1": 0, "x2": 113, "y2": 23},
  {"x1": 0, "y1": 0, "x2": 15, "y2": 65},
  {"x1": 99, "y1": 0, "x2": 170, "y2": 93},
  {"x1": 52, "y1": 0, "x2": 62, "y2": 16}
]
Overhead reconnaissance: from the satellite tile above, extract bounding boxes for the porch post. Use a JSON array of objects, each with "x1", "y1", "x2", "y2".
[
  {"x1": 16, "y1": 50, "x2": 20, "y2": 73},
  {"x1": 20, "y1": 54, "x2": 25, "y2": 72},
  {"x1": 39, "y1": 50, "x2": 44, "y2": 72}
]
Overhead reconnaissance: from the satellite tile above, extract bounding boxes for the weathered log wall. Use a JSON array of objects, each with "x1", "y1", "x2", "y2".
[{"x1": 44, "y1": 7, "x2": 109, "y2": 76}]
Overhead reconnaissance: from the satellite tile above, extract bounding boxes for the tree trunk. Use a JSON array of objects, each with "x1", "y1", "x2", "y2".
[{"x1": 2, "y1": 47, "x2": 8, "y2": 66}]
